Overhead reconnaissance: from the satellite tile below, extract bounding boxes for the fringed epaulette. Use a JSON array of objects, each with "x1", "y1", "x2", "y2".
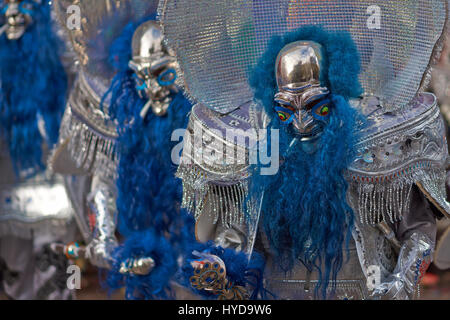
[
  {"x1": 54, "y1": 73, "x2": 119, "y2": 181},
  {"x1": 348, "y1": 93, "x2": 450, "y2": 225},
  {"x1": 176, "y1": 101, "x2": 264, "y2": 227},
  {"x1": 176, "y1": 164, "x2": 250, "y2": 227}
]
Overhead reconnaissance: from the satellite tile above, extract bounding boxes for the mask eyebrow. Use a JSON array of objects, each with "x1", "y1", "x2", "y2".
[
  {"x1": 274, "y1": 99, "x2": 296, "y2": 112},
  {"x1": 304, "y1": 98, "x2": 322, "y2": 110},
  {"x1": 274, "y1": 93, "x2": 295, "y2": 108}
]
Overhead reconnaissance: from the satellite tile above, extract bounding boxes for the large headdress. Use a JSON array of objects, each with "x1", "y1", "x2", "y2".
[
  {"x1": 160, "y1": 0, "x2": 448, "y2": 114},
  {"x1": 160, "y1": 0, "x2": 450, "y2": 215}
]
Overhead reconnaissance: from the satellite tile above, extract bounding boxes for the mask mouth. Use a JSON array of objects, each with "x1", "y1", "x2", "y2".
[
  {"x1": 5, "y1": 24, "x2": 25, "y2": 40},
  {"x1": 291, "y1": 119, "x2": 324, "y2": 138}
]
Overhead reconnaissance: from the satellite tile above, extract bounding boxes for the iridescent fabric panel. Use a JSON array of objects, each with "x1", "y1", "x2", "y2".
[
  {"x1": 159, "y1": 0, "x2": 448, "y2": 114},
  {"x1": 54, "y1": 0, "x2": 158, "y2": 95}
]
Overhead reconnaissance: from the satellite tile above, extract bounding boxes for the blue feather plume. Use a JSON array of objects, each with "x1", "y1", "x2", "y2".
[
  {"x1": 0, "y1": 0, "x2": 67, "y2": 176},
  {"x1": 106, "y1": 229, "x2": 177, "y2": 300}
]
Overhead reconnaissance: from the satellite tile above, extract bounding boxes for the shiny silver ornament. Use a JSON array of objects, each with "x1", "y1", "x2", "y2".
[{"x1": 119, "y1": 257, "x2": 155, "y2": 276}]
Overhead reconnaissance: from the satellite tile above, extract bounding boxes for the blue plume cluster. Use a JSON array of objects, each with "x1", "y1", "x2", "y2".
[
  {"x1": 0, "y1": 0, "x2": 67, "y2": 176},
  {"x1": 106, "y1": 229, "x2": 177, "y2": 300},
  {"x1": 101, "y1": 17, "x2": 194, "y2": 299},
  {"x1": 249, "y1": 26, "x2": 363, "y2": 299}
]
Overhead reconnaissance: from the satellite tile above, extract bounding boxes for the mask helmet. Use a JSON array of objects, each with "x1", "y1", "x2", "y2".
[
  {"x1": 128, "y1": 20, "x2": 178, "y2": 116},
  {"x1": 274, "y1": 41, "x2": 330, "y2": 136}
]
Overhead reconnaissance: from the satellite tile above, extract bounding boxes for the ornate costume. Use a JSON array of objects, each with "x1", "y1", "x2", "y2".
[{"x1": 160, "y1": 0, "x2": 450, "y2": 300}]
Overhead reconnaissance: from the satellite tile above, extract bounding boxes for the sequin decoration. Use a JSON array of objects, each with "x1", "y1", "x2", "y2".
[{"x1": 159, "y1": 0, "x2": 448, "y2": 113}]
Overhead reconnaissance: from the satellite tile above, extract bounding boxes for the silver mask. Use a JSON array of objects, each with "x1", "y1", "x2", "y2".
[
  {"x1": 274, "y1": 41, "x2": 330, "y2": 138},
  {"x1": 0, "y1": 0, "x2": 33, "y2": 40},
  {"x1": 129, "y1": 20, "x2": 178, "y2": 117}
]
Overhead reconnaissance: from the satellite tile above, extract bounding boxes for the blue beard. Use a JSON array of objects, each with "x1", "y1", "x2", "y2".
[
  {"x1": 250, "y1": 95, "x2": 359, "y2": 299},
  {"x1": 0, "y1": 1, "x2": 67, "y2": 176}
]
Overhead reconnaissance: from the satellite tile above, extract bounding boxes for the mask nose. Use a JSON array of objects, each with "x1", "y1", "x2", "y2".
[{"x1": 294, "y1": 109, "x2": 315, "y2": 132}]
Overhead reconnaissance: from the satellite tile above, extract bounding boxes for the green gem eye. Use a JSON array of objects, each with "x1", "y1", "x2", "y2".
[
  {"x1": 320, "y1": 106, "x2": 329, "y2": 116},
  {"x1": 277, "y1": 111, "x2": 289, "y2": 122}
]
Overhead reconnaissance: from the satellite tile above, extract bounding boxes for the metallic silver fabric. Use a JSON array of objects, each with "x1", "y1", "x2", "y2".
[
  {"x1": 63, "y1": 175, "x2": 92, "y2": 243},
  {"x1": 0, "y1": 174, "x2": 74, "y2": 240},
  {"x1": 0, "y1": 139, "x2": 75, "y2": 239},
  {"x1": 159, "y1": 0, "x2": 448, "y2": 113},
  {"x1": 0, "y1": 142, "x2": 76, "y2": 300},
  {"x1": 50, "y1": 72, "x2": 119, "y2": 181},
  {"x1": 349, "y1": 184, "x2": 437, "y2": 300},
  {"x1": 261, "y1": 231, "x2": 369, "y2": 300},
  {"x1": 84, "y1": 176, "x2": 117, "y2": 269},
  {"x1": 347, "y1": 92, "x2": 450, "y2": 224},
  {"x1": 53, "y1": 0, "x2": 158, "y2": 99},
  {"x1": 177, "y1": 101, "x2": 267, "y2": 228},
  {"x1": 371, "y1": 232, "x2": 433, "y2": 300}
]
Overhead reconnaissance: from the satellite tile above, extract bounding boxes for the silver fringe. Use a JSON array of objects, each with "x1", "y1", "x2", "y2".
[
  {"x1": 177, "y1": 164, "x2": 255, "y2": 228},
  {"x1": 355, "y1": 179, "x2": 413, "y2": 225},
  {"x1": 59, "y1": 108, "x2": 119, "y2": 181},
  {"x1": 352, "y1": 165, "x2": 444, "y2": 225}
]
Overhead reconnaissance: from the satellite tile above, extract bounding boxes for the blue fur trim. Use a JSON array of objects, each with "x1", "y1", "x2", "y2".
[
  {"x1": 108, "y1": 77, "x2": 192, "y2": 237},
  {"x1": 249, "y1": 26, "x2": 364, "y2": 299},
  {"x1": 0, "y1": 0, "x2": 67, "y2": 176},
  {"x1": 106, "y1": 230, "x2": 177, "y2": 300},
  {"x1": 179, "y1": 242, "x2": 267, "y2": 300}
]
